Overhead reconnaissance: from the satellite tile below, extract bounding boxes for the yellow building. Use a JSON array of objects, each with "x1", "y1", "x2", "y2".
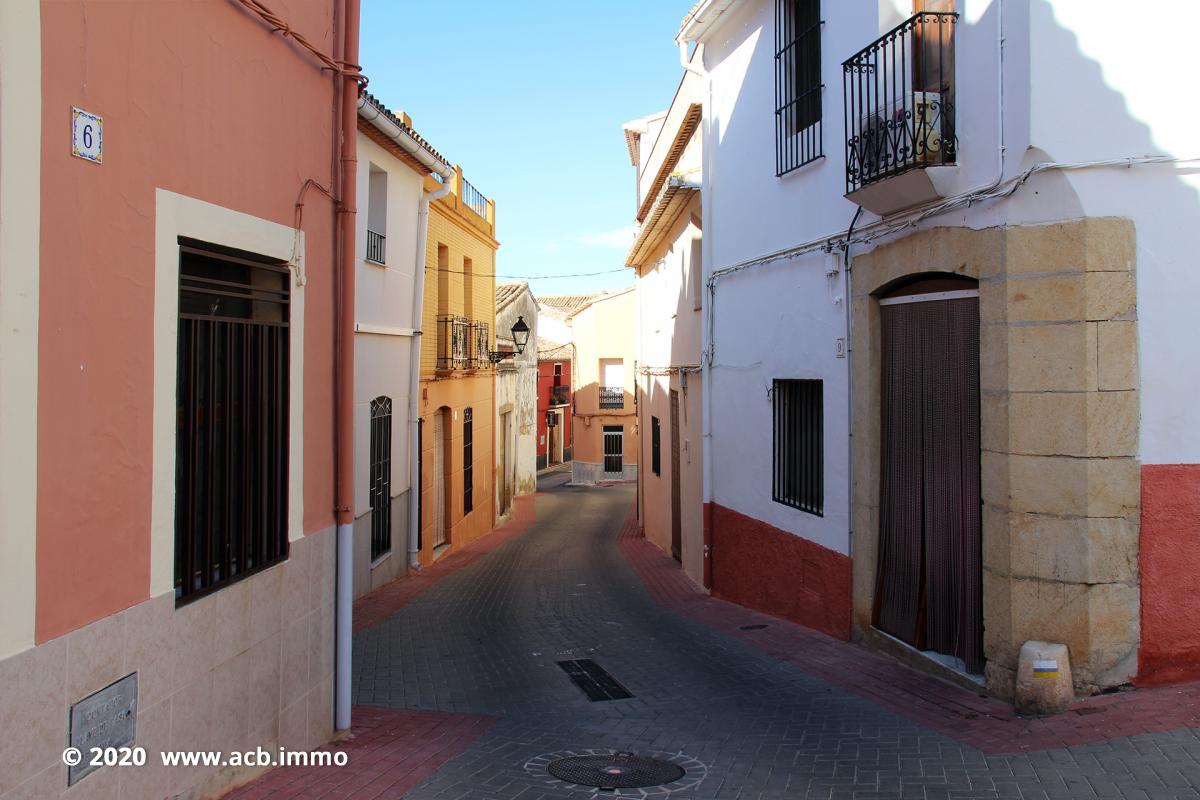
[{"x1": 418, "y1": 168, "x2": 499, "y2": 563}]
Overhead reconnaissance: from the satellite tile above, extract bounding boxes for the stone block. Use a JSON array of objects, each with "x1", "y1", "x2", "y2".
[
  {"x1": 1009, "y1": 514, "x2": 1090, "y2": 583},
  {"x1": 1085, "y1": 457, "x2": 1140, "y2": 518},
  {"x1": 980, "y1": 449, "x2": 1011, "y2": 509},
  {"x1": 1009, "y1": 454, "x2": 1087, "y2": 516},
  {"x1": 1010, "y1": 579, "x2": 1090, "y2": 661},
  {"x1": 1007, "y1": 323, "x2": 1092, "y2": 392},
  {"x1": 978, "y1": 278, "x2": 1007, "y2": 323},
  {"x1": 1097, "y1": 320, "x2": 1138, "y2": 391},
  {"x1": 979, "y1": 324, "x2": 1009, "y2": 393},
  {"x1": 981, "y1": 503, "x2": 1011, "y2": 574},
  {"x1": 1085, "y1": 271, "x2": 1136, "y2": 321},
  {"x1": 1015, "y1": 640, "x2": 1074, "y2": 715},
  {"x1": 982, "y1": 569, "x2": 1015, "y2": 667},
  {"x1": 1086, "y1": 390, "x2": 1138, "y2": 457},
  {"x1": 1008, "y1": 392, "x2": 1086, "y2": 456},
  {"x1": 1083, "y1": 217, "x2": 1135, "y2": 272},
  {"x1": 1086, "y1": 516, "x2": 1139, "y2": 584},
  {"x1": 1005, "y1": 220, "x2": 1087, "y2": 275},
  {"x1": 1006, "y1": 274, "x2": 1085, "y2": 323},
  {"x1": 980, "y1": 392, "x2": 1010, "y2": 454}
]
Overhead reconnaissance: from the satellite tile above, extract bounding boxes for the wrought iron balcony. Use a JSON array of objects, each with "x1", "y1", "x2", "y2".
[
  {"x1": 366, "y1": 229, "x2": 385, "y2": 264},
  {"x1": 436, "y1": 315, "x2": 469, "y2": 370},
  {"x1": 599, "y1": 387, "x2": 624, "y2": 409},
  {"x1": 437, "y1": 316, "x2": 493, "y2": 371},
  {"x1": 843, "y1": 12, "x2": 957, "y2": 196},
  {"x1": 550, "y1": 385, "x2": 570, "y2": 406}
]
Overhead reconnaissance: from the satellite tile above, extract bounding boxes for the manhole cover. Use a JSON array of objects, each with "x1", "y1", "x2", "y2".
[{"x1": 548, "y1": 752, "x2": 686, "y2": 789}]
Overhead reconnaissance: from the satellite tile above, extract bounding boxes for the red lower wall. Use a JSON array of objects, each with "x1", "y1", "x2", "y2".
[
  {"x1": 1139, "y1": 464, "x2": 1200, "y2": 686},
  {"x1": 707, "y1": 503, "x2": 852, "y2": 641}
]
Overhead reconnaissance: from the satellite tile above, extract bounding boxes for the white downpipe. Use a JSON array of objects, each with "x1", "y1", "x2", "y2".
[
  {"x1": 335, "y1": 522, "x2": 352, "y2": 730},
  {"x1": 407, "y1": 174, "x2": 453, "y2": 570}
]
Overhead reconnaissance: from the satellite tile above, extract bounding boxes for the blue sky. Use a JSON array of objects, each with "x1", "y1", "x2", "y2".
[{"x1": 359, "y1": 1, "x2": 690, "y2": 297}]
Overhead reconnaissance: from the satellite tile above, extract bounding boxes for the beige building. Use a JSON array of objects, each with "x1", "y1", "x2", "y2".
[{"x1": 564, "y1": 288, "x2": 639, "y2": 485}]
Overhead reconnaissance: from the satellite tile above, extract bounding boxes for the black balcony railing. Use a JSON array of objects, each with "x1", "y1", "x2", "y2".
[
  {"x1": 436, "y1": 315, "x2": 469, "y2": 370},
  {"x1": 366, "y1": 229, "x2": 385, "y2": 264},
  {"x1": 600, "y1": 386, "x2": 624, "y2": 409},
  {"x1": 468, "y1": 320, "x2": 490, "y2": 369},
  {"x1": 843, "y1": 12, "x2": 957, "y2": 194},
  {"x1": 462, "y1": 177, "x2": 488, "y2": 219},
  {"x1": 550, "y1": 385, "x2": 570, "y2": 406}
]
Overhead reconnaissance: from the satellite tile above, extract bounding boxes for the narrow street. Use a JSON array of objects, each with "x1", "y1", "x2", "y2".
[{"x1": 227, "y1": 474, "x2": 1200, "y2": 800}]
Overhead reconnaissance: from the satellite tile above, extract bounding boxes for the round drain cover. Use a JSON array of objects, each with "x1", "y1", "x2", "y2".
[{"x1": 547, "y1": 752, "x2": 685, "y2": 789}]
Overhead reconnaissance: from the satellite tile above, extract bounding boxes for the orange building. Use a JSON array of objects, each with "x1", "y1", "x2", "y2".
[
  {"x1": 0, "y1": 0, "x2": 356, "y2": 796},
  {"x1": 416, "y1": 170, "x2": 500, "y2": 562}
]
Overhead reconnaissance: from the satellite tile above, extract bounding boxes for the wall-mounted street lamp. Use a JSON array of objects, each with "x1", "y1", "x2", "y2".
[{"x1": 489, "y1": 316, "x2": 531, "y2": 363}]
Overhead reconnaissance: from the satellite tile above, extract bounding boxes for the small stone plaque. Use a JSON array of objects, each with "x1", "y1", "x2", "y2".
[{"x1": 68, "y1": 672, "x2": 137, "y2": 785}]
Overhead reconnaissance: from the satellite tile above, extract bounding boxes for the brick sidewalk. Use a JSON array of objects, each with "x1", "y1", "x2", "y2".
[
  {"x1": 220, "y1": 497, "x2": 536, "y2": 799},
  {"x1": 617, "y1": 503, "x2": 1200, "y2": 755}
]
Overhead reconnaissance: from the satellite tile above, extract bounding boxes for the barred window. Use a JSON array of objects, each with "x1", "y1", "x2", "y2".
[
  {"x1": 175, "y1": 238, "x2": 290, "y2": 603},
  {"x1": 651, "y1": 416, "x2": 662, "y2": 476},
  {"x1": 775, "y1": 0, "x2": 823, "y2": 175},
  {"x1": 369, "y1": 396, "x2": 392, "y2": 560},
  {"x1": 463, "y1": 407, "x2": 474, "y2": 514},
  {"x1": 772, "y1": 379, "x2": 823, "y2": 516}
]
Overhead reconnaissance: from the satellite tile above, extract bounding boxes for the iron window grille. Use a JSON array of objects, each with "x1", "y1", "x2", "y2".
[
  {"x1": 461, "y1": 177, "x2": 488, "y2": 219},
  {"x1": 603, "y1": 425, "x2": 624, "y2": 474},
  {"x1": 463, "y1": 407, "x2": 474, "y2": 514},
  {"x1": 651, "y1": 416, "x2": 661, "y2": 476},
  {"x1": 369, "y1": 396, "x2": 392, "y2": 560},
  {"x1": 772, "y1": 379, "x2": 823, "y2": 516},
  {"x1": 550, "y1": 385, "x2": 570, "y2": 406},
  {"x1": 174, "y1": 238, "x2": 290, "y2": 604},
  {"x1": 842, "y1": 12, "x2": 957, "y2": 194},
  {"x1": 600, "y1": 387, "x2": 624, "y2": 409},
  {"x1": 437, "y1": 314, "x2": 470, "y2": 370},
  {"x1": 366, "y1": 229, "x2": 386, "y2": 264},
  {"x1": 775, "y1": 0, "x2": 823, "y2": 176}
]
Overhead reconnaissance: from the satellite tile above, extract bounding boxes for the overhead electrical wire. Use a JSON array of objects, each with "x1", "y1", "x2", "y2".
[{"x1": 426, "y1": 266, "x2": 629, "y2": 280}]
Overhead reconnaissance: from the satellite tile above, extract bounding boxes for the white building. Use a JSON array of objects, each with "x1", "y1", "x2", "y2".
[
  {"x1": 494, "y1": 283, "x2": 539, "y2": 520},
  {"x1": 352, "y1": 94, "x2": 453, "y2": 597},
  {"x1": 680, "y1": 0, "x2": 1200, "y2": 698},
  {"x1": 623, "y1": 67, "x2": 707, "y2": 588}
]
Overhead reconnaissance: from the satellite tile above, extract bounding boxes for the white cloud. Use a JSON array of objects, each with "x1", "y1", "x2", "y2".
[
  {"x1": 542, "y1": 241, "x2": 561, "y2": 254},
  {"x1": 577, "y1": 224, "x2": 637, "y2": 248}
]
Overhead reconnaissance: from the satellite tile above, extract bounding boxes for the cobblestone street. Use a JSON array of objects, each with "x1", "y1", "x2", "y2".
[{"x1": 230, "y1": 474, "x2": 1200, "y2": 800}]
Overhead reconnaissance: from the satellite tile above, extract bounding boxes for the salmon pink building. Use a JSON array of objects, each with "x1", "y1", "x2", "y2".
[{"x1": 0, "y1": 0, "x2": 363, "y2": 795}]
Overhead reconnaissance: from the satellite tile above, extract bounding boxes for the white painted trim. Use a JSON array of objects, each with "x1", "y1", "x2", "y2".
[
  {"x1": 355, "y1": 323, "x2": 416, "y2": 337},
  {"x1": 878, "y1": 289, "x2": 980, "y2": 306},
  {"x1": 0, "y1": 0, "x2": 41, "y2": 658},
  {"x1": 152, "y1": 190, "x2": 307, "y2": 596}
]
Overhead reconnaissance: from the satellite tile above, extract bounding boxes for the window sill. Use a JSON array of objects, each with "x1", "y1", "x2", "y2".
[
  {"x1": 364, "y1": 257, "x2": 386, "y2": 267},
  {"x1": 370, "y1": 549, "x2": 392, "y2": 569}
]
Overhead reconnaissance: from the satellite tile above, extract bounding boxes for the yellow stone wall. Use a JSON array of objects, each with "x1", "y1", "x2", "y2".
[{"x1": 849, "y1": 218, "x2": 1140, "y2": 698}]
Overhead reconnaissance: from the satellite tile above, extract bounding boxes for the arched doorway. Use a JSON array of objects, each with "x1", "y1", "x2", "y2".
[{"x1": 872, "y1": 274, "x2": 984, "y2": 674}]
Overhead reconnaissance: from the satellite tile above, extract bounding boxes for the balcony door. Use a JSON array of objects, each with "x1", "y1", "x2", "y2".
[{"x1": 873, "y1": 276, "x2": 983, "y2": 674}]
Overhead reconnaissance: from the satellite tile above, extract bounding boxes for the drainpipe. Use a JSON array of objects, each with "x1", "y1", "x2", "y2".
[
  {"x1": 335, "y1": 0, "x2": 361, "y2": 733},
  {"x1": 407, "y1": 168, "x2": 454, "y2": 570}
]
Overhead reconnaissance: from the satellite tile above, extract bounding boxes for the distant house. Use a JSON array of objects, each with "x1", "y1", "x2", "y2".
[
  {"x1": 561, "y1": 288, "x2": 639, "y2": 485},
  {"x1": 535, "y1": 295, "x2": 590, "y2": 470},
  {"x1": 494, "y1": 283, "x2": 539, "y2": 519}
]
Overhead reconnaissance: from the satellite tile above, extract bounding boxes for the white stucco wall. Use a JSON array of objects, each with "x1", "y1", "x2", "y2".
[
  {"x1": 352, "y1": 133, "x2": 425, "y2": 520},
  {"x1": 495, "y1": 287, "x2": 540, "y2": 508},
  {"x1": 697, "y1": 0, "x2": 1200, "y2": 562}
]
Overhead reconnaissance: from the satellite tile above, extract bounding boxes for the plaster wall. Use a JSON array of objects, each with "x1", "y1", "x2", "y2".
[
  {"x1": 35, "y1": 0, "x2": 338, "y2": 643},
  {"x1": 569, "y1": 289, "x2": 639, "y2": 481},
  {"x1": 495, "y1": 287, "x2": 540, "y2": 509}
]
